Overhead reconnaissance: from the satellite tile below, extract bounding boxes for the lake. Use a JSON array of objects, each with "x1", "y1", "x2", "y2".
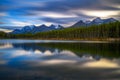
[{"x1": 0, "y1": 39, "x2": 120, "y2": 80}]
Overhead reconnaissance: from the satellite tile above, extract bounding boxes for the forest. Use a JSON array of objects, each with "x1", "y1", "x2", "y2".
[{"x1": 0, "y1": 21, "x2": 120, "y2": 40}]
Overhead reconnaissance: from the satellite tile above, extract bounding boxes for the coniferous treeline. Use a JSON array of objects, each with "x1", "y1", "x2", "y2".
[
  {"x1": 0, "y1": 21, "x2": 120, "y2": 40},
  {"x1": 0, "y1": 31, "x2": 8, "y2": 38}
]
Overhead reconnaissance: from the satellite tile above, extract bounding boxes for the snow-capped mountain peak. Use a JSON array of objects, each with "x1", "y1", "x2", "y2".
[
  {"x1": 11, "y1": 24, "x2": 64, "y2": 34},
  {"x1": 71, "y1": 17, "x2": 118, "y2": 27},
  {"x1": 92, "y1": 17, "x2": 103, "y2": 23}
]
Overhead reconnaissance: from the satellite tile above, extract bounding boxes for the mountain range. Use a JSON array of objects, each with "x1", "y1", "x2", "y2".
[
  {"x1": 11, "y1": 24, "x2": 64, "y2": 34},
  {"x1": 71, "y1": 17, "x2": 117, "y2": 27},
  {"x1": 11, "y1": 17, "x2": 118, "y2": 34}
]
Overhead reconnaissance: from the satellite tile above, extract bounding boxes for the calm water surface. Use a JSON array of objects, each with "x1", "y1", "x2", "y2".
[{"x1": 0, "y1": 39, "x2": 120, "y2": 80}]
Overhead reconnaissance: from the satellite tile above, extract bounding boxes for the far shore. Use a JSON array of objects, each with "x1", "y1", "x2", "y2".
[{"x1": 0, "y1": 38, "x2": 120, "y2": 42}]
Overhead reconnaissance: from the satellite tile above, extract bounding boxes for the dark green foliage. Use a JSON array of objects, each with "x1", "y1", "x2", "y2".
[{"x1": 0, "y1": 31, "x2": 8, "y2": 38}]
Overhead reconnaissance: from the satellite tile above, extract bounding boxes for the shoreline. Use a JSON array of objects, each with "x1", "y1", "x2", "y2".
[{"x1": 0, "y1": 38, "x2": 120, "y2": 43}]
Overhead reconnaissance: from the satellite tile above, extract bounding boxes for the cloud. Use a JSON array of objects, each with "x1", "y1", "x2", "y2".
[
  {"x1": 19, "y1": 0, "x2": 120, "y2": 25},
  {"x1": 0, "y1": 28, "x2": 12, "y2": 33},
  {"x1": 101, "y1": 0, "x2": 120, "y2": 5},
  {"x1": 10, "y1": 20, "x2": 32, "y2": 26},
  {"x1": 0, "y1": 0, "x2": 120, "y2": 26},
  {"x1": 0, "y1": 12, "x2": 7, "y2": 16},
  {"x1": 33, "y1": 11, "x2": 78, "y2": 18},
  {"x1": 23, "y1": 0, "x2": 119, "y2": 13},
  {"x1": 0, "y1": 27, "x2": 22, "y2": 30},
  {"x1": 0, "y1": 22, "x2": 5, "y2": 24},
  {"x1": 81, "y1": 10, "x2": 120, "y2": 18},
  {"x1": 40, "y1": 17, "x2": 81, "y2": 26},
  {"x1": 41, "y1": 18, "x2": 71, "y2": 24}
]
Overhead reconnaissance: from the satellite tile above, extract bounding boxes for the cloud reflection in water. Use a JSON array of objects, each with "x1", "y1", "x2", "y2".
[
  {"x1": 0, "y1": 41, "x2": 120, "y2": 69},
  {"x1": 0, "y1": 40, "x2": 120, "y2": 80}
]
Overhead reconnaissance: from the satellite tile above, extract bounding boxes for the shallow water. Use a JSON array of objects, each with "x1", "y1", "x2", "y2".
[{"x1": 0, "y1": 39, "x2": 120, "y2": 80}]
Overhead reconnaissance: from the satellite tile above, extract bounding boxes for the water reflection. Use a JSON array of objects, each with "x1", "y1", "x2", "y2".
[
  {"x1": 0, "y1": 39, "x2": 120, "y2": 80},
  {"x1": 0, "y1": 43, "x2": 13, "y2": 49}
]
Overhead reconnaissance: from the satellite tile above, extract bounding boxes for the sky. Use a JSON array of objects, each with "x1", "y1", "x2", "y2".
[{"x1": 0, "y1": 0, "x2": 120, "y2": 32}]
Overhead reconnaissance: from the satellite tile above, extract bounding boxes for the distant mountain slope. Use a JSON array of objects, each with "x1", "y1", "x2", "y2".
[
  {"x1": 71, "y1": 17, "x2": 118, "y2": 27},
  {"x1": 11, "y1": 25, "x2": 64, "y2": 34},
  {"x1": 71, "y1": 20, "x2": 86, "y2": 27}
]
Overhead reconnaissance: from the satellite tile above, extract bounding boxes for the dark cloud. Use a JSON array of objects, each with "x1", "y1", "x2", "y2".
[
  {"x1": 0, "y1": 0, "x2": 120, "y2": 26},
  {"x1": 1, "y1": 0, "x2": 120, "y2": 13},
  {"x1": 1, "y1": 0, "x2": 119, "y2": 16},
  {"x1": 0, "y1": 0, "x2": 15, "y2": 12},
  {"x1": 106, "y1": 0, "x2": 120, "y2": 4},
  {"x1": 0, "y1": 22, "x2": 5, "y2": 24},
  {"x1": 1, "y1": 0, "x2": 120, "y2": 14},
  {"x1": 0, "y1": 26, "x2": 22, "y2": 30},
  {"x1": 40, "y1": 14, "x2": 94, "y2": 24},
  {"x1": 41, "y1": 17, "x2": 75, "y2": 24},
  {"x1": 23, "y1": 0, "x2": 119, "y2": 14}
]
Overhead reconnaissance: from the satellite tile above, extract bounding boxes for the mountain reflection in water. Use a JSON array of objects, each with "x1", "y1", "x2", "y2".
[{"x1": 0, "y1": 39, "x2": 120, "y2": 80}]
